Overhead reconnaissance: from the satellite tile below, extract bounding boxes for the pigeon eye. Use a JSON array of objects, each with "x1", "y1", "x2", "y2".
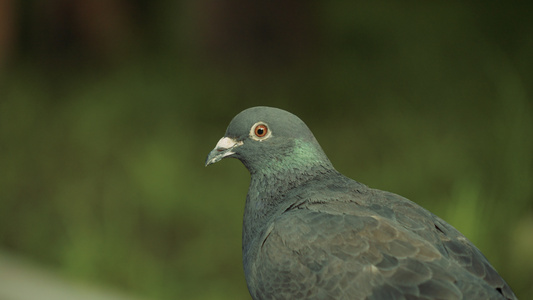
[
  {"x1": 255, "y1": 125, "x2": 268, "y2": 137},
  {"x1": 250, "y1": 122, "x2": 271, "y2": 141}
]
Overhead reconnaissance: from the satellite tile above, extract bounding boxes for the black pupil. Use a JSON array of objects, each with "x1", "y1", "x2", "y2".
[{"x1": 257, "y1": 127, "x2": 264, "y2": 135}]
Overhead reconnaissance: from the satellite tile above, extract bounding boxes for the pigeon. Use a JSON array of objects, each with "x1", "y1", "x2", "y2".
[{"x1": 205, "y1": 106, "x2": 516, "y2": 300}]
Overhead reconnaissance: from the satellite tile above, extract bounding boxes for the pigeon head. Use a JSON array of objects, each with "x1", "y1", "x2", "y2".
[{"x1": 205, "y1": 107, "x2": 333, "y2": 175}]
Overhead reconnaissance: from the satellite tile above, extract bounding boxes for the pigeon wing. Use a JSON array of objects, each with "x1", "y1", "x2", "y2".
[{"x1": 251, "y1": 201, "x2": 510, "y2": 300}]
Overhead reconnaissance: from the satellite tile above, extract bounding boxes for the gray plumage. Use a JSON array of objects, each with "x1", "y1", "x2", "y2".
[{"x1": 205, "y1": 106, "x2": 516, "y2": 300}]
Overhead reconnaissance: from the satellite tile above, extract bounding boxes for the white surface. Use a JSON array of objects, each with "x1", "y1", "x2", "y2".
[{"x1": 0, "y1": 252, "x2": 143, "y2": 300}]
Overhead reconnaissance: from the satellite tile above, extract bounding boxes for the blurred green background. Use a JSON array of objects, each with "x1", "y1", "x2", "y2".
[{"x1": 0, "y1": 1, "x2": 532, "y2": 299}]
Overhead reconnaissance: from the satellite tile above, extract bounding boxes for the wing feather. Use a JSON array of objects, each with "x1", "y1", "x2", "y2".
[{"x1": 246, "y1": 185, "x2": 515, "y2": 299}]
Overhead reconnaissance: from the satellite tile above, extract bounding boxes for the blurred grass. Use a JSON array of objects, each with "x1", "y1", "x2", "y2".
[{"x1": 1, "y1": 2, "x2": 532, "y2": 299}]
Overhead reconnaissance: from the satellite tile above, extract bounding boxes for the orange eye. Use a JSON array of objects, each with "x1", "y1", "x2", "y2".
[{"x1": 254, "y1": 124, "x2": 268, "y2": 137}]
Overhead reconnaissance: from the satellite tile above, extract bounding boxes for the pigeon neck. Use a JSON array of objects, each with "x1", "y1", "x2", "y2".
[
  {"x1": 241, "y1": 142, "x2": 336, "y2": 260},
  {"x1": 248, "y1": 157, "x2": 335, "y2": 197},
  {"x1": 244, "y1": 139, "x2": 334, "y2": 177}
]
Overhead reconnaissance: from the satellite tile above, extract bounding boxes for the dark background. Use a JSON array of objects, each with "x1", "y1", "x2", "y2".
[{"x1": 0, "y1": 1, "x2": 532, "y2": 299}]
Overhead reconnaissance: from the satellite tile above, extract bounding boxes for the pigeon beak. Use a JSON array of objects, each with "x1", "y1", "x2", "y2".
[{"x1": 205, "y1": 137, "x2": 243, "y2": 166}]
